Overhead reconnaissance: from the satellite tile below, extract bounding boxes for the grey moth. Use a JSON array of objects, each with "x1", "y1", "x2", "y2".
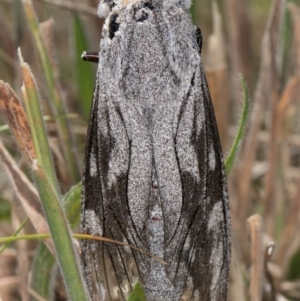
[{"x1": 80, "y1": 0, "x2": 231, "y2": 300}]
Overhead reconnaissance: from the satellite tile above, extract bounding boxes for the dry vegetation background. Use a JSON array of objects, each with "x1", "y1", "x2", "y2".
[{"x1": 0, "y1": 0, "x2": 300, "y2": 300}]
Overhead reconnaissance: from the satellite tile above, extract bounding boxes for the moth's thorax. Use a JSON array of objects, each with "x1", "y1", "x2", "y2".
[{"x1": 98, "y1": 0, "x2": 200, "y2": 110}]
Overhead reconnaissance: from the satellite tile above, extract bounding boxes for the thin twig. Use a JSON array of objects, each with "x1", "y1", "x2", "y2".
[{"x1": 248, "y1": 214, "x2": 264, "y2": 301}]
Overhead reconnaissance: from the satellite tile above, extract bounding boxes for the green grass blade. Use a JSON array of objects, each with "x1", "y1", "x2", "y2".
[
  {"x1": 19, "y1": 50, "x2": 58, "y2": 192},
  {"x1": 127, "y1": 282, "x2": 147, "y2": 301},
  {"x1": 74, "y1": 14, "x2": 94, "y2": 120},
  {"x1": 0, "y1": 198, "x2": 11, "y2": 221},
  {"x1": 0, "y1": 218, "x2": 28, "y2": 254},
  {"x1": 22, "y1": 0, "x2": 80, "y2": 182},
  {"x1": 190, "y1": 0, "x2": 197, "y2": 23},
  {"x1": 225, "y1": 76, "x2": 250, "y2": 175},
  {"x1": 30, "y1": 242, "x2": 56, "y2": 301},
  {"x1": 63, "y1": 182, "x2": 82, "y2": 228},
  {"x1": 32, "y1": 166, "x2": 90, "y2": 301}
]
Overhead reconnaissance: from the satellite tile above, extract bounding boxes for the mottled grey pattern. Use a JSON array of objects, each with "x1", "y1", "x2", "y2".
[{"x1": 81, "y1": 0, "x2": 231, "y2": 300}]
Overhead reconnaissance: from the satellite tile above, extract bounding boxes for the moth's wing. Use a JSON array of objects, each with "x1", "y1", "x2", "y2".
[
  {"x1": 167, "y1": 64, "x2": 231, "y2": 300},
  {"x1": 80, "y1": 72, "x2": 146, "y2": 301},
  {"x1": 81, "y1": 75, "x2": 110, "y2": 301}
]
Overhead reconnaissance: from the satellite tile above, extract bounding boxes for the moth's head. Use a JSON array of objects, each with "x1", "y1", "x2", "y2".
[{"x1": 97, "y1": 0, "x2": 192, "y2": 18}]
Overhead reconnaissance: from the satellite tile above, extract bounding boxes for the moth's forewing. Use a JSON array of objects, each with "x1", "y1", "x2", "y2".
[{"x1": 81, "y1": 1, "x2": 230, "y2": 300}]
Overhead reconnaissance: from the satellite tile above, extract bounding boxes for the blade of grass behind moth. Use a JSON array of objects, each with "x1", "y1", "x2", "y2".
[
  {"x1": 63, "y1": 182, "x2": 82, "y2": 228},
  {"x1": 21, "y1": 0, "x2": 80, "y2": 182},
  {"x1": 189, "y1": 0, "x2": 197, "y2": 25},
  {"x1": 30, "y1": 242, "x2": 56, "y2": 301},
  {"x1": 32, "y1": 165, "x2": 90, "y2": 301},
  {"x1": 127, "y1": 282, "x2": 147, "y2": 301},
  {"x1": 225, "y1": 76, "x2": 250, "y2": 175},
  {"x1": 74, "y1": 14, "x2": 94, "y2": 120},
  {"x1": 18, "y1": 49, "x2": 58, "y2": 192}
]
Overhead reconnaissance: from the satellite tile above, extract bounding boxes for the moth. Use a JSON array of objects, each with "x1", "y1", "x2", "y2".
[{"x1": 80, "y1": 0, "x2": 231, "y2": 300}]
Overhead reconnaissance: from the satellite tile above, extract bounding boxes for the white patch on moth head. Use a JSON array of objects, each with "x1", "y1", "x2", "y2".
[
  {"x1": 89, "y1": 151, "x2": 97, "y2": 177},
  {"x1": 209, "y1": 143, "x2": 216, "y2": 170},
  {"x1": 98, "y1": 2, "x2": 111, "y2": 18}
]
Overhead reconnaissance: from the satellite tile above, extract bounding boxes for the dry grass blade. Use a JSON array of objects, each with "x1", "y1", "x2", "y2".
[
  {"x1": 28, "y1": 288, "x2": 50, "y2": 301},
  {"x1": 262, "y1": 0, "x2": 286, "y2": 235},
  {"x1": 0, "y1": 140, "x2": 53, "y2": 252},
  {"x1": 40, "y1": 18, "x2": 59, "y2": 79},
  {"x1": 11, "y1": 207, "x2": 29, "y2": 301},
  {"x1": 205, "y1": 2, "x2": 230, "y2": 149},
  {"x1": 280, "y1": 280, "x2": 300, "y2": 299},
  {"x1": 275, "y1": 176, "x2": 300, "y2": 268},
  {"x1": 0, "y1": 81, "x2": 36, "y2": 164},
  {"x1": 33, "y1": 0, "x2": 98, "y2": 16},
  {"x1": 237, "y1": 0, "x2": 285, "y2": 231},
  {"x1": 228, "y1": 245, "x2": 247, "y2": 301},
  {"x1": 248, "y1": 214, "x2": 264, "y2": 301},
  {"x1": 288, "y1": 3, "x2": 300, "y2": 74},
  {"x1": 19, "y1": 49, "x2": 59, "y2": 190},
  {"x1": 0, "y1": 276, "x2": 19, "y2": 289},
  {"x1": 276, "y1": 76, "x2": 300, "y2": 137},
  {"x1": 21, "y1": 1, "x2": 80, "y2": 182},
  {"x1": 75, "y1": 234, "x2": 166, "y2": 264},
  {"x1": 225, "y1": 0, "x2": 252, "y2": 100},
  {"x1": 0, "y1": 251, "x2": 18, "y2": 301}
]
